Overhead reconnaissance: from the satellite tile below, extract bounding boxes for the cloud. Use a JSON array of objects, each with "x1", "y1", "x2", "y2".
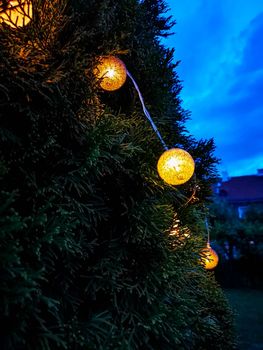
[
  {"x1": 166, "y1": 0, "x2": 228, "y2": 95},
  {"x1": 165, "y1": 0, "x2": 263, "y2": 176},
  {"x1": 227, "y1": 71, "x2": 263, "y2": 114},
  {"x1": 221, "y1": 155, "x2": 263, "y2": 177},
  {"x1": 186, "y1": 11, "x2": 263, "y2": 176},
  {"x1": 206, "y1": 15, "x2": 263, "y2": 170},
  {"x1": 236, "y1": 12, "x2": 263, "y2": 74}
]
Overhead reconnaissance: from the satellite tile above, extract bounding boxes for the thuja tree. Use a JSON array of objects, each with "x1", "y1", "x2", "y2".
[{"x1": 0, "y1": 0, "x2": 235, "y2": 349}]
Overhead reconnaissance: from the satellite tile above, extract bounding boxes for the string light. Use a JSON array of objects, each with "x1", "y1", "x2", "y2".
[
  {"x1": 202, "y1": 242, "x2": 219, "y2": 270},
  {"x1": 0, "y1": 0, "x2": 32, "y2": 28},
  {"x1": 126, "y1": 71, "x2": 195, "y2": 186},
  {"x1": 201, "y1": 217, "x2": 219, "y2": 270},
  {"x1": 95, "y1": 58, "x2": 195, "y2": 186},
  {"x1": 94, "y1": 56, "x2": 127, "y2": 91},
  {"x1": 127, "y1": 70, "x2": 168, "y2": 150},
  {"x1": 157, "y1": 148, "x2": 195, "y2": 185}
]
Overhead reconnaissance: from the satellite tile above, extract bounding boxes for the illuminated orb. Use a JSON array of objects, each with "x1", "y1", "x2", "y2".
[
  {"x1": 0, "y1": 1, "x2": 32, "y2": 28},
  {"x1": 95, "y1": 56, "x2": 127, "y2": 91},
  {"x1": 157, "y1": 148, "x2": 195, "y2": 185},
  {"x1": 202, "y1": 243, "x2": 219, "y2": 270}
]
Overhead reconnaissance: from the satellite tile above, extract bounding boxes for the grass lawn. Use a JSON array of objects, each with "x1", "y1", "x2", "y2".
[{"x1": 224, "y1": 289, "x2": 263, "y2": 350}]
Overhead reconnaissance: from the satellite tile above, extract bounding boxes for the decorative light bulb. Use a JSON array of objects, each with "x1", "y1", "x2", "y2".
[
  {"x1": 94, "y1": 56, "x2": 127, "y2": 91},
  {"x1": 202, "y1": 242, "x2": 219, "y2": 270},
  {"x1": 0, "y1": 1, "x2": 32, "y2": 28},
  {"x1": 157, "y1": 148, "x2": 195, "y2": 185}
]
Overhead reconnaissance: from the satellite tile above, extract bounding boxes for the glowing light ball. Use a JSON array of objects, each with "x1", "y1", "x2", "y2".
[
  {"x1": 0, "y1": 1, "x2": 32, "y2": 28},
  {"x1": 95, "y1": 56, "x2": 127, "y2": 91},
  {"x1": 202, "y1": 243, "x2": 219, "y2": 270},
  {"x1": 157, "y1": 148, "x2": 195, "y2": 185}
]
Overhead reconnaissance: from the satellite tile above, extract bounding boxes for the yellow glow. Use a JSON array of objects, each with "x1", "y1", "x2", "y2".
[
  {"x1": 157, "y1": 148, "x2": 195, "y2": 185},
  {"x1": 94, "y1": 56, "x2": 127, "y2": 91},
  {"x1": 0, "y1": 1, "x2": 32, "y2": 28},
  {"x1": 105, "y1": 68, "x2": 115, "y2": 78},
  {"x1": 202, "y1": 243, "x2": 219, "y2": 270},
  {"x1": 166, "y1": 157, "x2": 181, "y2": 172}
]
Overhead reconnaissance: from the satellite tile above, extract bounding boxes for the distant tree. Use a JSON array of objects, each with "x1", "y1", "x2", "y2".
[
  {"x1": 209, "y1": 197, "x2": 241, "y2": 260},
  {"x1": 210, "y1": 198, "x2": 263, "y2": 258},
  {"x1": 242, "y1": 204, "x2": 263, "y2": 255},
  {"x1": 210, "y1": 198, "x2": 263, "y2": 288}
]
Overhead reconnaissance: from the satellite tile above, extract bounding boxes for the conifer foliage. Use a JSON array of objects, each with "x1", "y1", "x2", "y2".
[{"x1": 0, "y1": 0, "x2": 235, "y2": 349}]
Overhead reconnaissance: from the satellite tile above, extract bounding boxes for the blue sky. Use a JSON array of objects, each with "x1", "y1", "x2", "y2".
[{"x1": 165, "y1": 0, "x2": 263, "y2": 177}]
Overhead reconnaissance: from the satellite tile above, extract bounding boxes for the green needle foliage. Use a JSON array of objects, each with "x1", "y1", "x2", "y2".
[{"x1": 0, "y1": 0, "x2": 235, "y2": 349}]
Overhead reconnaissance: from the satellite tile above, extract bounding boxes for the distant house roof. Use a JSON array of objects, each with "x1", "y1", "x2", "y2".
[{"x1": 219, "y1": 172, "x2": 263, "y2": 204}]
